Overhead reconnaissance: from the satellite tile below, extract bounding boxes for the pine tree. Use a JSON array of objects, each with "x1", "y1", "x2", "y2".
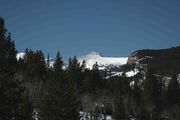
[
  {"x1": 24, "y1": 49, "x2": 47, "y2": 81},
  {"x1": 133, "y1": 79, "x2": 142, "y2": 107},
  {"x1": 113, "y1": 95, "x2": 126, "y2": 120},
  {"x1": 66, "y1": 56, "x2": 83, "y2": 94},
  {"x1": 142, "y1": 69, "x2": 162, "y2": 120},
  {"x1": 40, "y1": 51, "x2": 80, "y2": 120},
  {"x1": 163, "y1": 74, "x2": 180, "y2": 119},
  {"x1": 92, "y1": 62, "x2": 102, "y2": 94},
  {"x1": 133, "y1": 79, "x2": 142, "y2": 118},
  {"x1": 81, "y1": 60, "x2": 86, "y2": 72},
  {"x1": 0, "y1": 17, "x2": 24, "y2": 120},
  {"x1": 112, "y1": 75, "x2": 131, "y2": 120},
  {"x1": 19, "y1": 90, "x2": 33, "y2": 120},
  {"x1": 47, "y1": 53, "x2": 50, "y2": 68},
  {"x1": 83, "y1": 62, "x2": 102, "y2": 96},
  {"x1": 165, "y1": 74, "x2": 180, "y2": 107},
  {"x1": 53, "y1": 51, "x2": 63, "y2": 74},
  {"x1": 136, "y1": 103, "x2": 149, "y2": 120},
  {"x1": 22, "y1": 49, "x2": 47, "y2": 109}
]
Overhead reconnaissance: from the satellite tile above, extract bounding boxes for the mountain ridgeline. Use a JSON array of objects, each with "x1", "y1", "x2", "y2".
[{"x1": 127, "y1": 46, "x2": 180, "y2": 75}]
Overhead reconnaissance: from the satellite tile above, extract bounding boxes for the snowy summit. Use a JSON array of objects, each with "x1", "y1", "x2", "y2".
[
  {"x1": 78, "y1": 51, "x2": 128, "y2": 69},
  {"x1": 16, "y1": 51, "x2": 128, "y2": 70},
  {"x1": 16, "y1": 52, "x2": 26, "y2": 60}
]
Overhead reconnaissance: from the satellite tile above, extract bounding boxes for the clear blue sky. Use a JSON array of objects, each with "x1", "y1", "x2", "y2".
[{"x1": 0, "y1": 0, "x2": 180, "y2": 59}]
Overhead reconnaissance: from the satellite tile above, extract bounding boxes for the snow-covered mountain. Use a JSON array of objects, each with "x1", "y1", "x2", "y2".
[
  {"x1": 78, "y1": 51, "x2": 128, "y2": 70},
  {"x1": 16, "y1": 51, "x2": 139, "y2": 77},
  {"x1": 16, "y1": 52, "x2": 25, "y2": 60},
  {"x1": 17, "y1": 51, "x2": 128, "y2": 69}
]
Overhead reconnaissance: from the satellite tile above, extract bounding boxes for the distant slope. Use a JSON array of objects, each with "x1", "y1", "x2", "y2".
[
  {"x1": 78, "y1": 51, "x2": 128, "y2": 69},
  {"x1": 16, "y1": 52, "x2": 25, "y2": 60},
  {"x1": 17, "y1": 51, "x2": 128, "y2": 70},
  {"x1": 127, "y1": 46, "x2": 180, "y2": 74}
]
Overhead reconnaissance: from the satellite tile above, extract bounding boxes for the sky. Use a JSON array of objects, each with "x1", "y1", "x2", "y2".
[{"x1": 0, "y1": 0, "x2": 180, "y2": 59}]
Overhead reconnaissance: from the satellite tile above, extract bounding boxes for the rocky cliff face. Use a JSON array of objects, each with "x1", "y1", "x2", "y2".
[{"x1": 127, "y1": 55, "x2": 138, "y2": 65}]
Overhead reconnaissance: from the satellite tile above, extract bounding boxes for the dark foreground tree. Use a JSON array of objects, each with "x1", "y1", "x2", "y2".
[
  {"x1": 66, "y1": 56, "x2": 82, "y2": 93},
  {"x1": 113, "y1": 95, "x2": 126, "y2": 120},
  {"x1": 40, "y1": 51, "x2": 80, "y2": 120},
  {"x1": 22, "y1": 49, "x2": 47, "y2": 108},
  {"x1": 112, "y1": 75, "x2": 130, "y2": 120},
  {"x1": 0, "y1": 17, "x2": 25, "y2": 120},
  {"x1": 165, "y1": 74, "x2": 180, "y2": 107},
  {"x1": 19, "y1": 90, "x2": 33, "y2": 120},
  {"x1": 142, "y1": 69, "x2": 162, "y2": 120},
  {"x1": 163, "y1": 74, "x2": 180, "y2": 120}
]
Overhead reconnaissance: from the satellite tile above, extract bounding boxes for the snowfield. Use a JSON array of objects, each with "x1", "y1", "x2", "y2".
[
  {"x1": 126, "y1": 69, "x2": 139, "y2": 77},
  {"x1": 78, "y1": 51, "x2": 128, "y2": 69},
  {"x1": 80, "y1": 111, "x2": 112, "y2": 120}
]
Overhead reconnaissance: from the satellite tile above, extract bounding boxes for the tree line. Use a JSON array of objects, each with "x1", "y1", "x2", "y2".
[{"x1": 1, "y1": 17, "x2": 180, "y2": 120}]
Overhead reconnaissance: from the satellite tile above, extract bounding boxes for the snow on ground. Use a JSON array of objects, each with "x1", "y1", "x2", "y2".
[
  {"x1": 80, "y1": 111, "x2": 112, "y2": 120},
  {"x1": 130, "y1": 81, "x2": 135, "y2": 87},
  {"x1": 137, "y1": 56, "x2": 153, "y2": 63},
  {"x1": 106, "y1": 69, "x2": 139, "y2": 79},
  {"x1": 126, "y1": 69, "x2": 139, "y2": 77},
  {"x1": 78, "y1": 51, "x2": 128, "y2": 69}
]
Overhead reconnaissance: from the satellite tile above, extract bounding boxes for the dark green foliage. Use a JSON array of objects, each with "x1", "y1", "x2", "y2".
[
  {"x1": 107, "y1": 75, "x2": 130, "y2": 97},
  {"x1": 47, "y1": 53, "x2": 50, "y2": 68},
  {"x1": 113, "y1": 96, "x2": 126, "y2": 120},
  {"x1": 136, "y1": 104, "x2": 150, "y2": 120},
  {"x1": 133, "y1": 79, "x2": 142, "y2": 107},
  {"x1": 165, "y1": 74, "x2": 180, "y2": 107},
  {"x1": 162, "y1": 74, "x2": 180, "y2": 120},
  {"x1": 53, "y1": 51, "x2": 63, "y2": 74},
  {"x1": 23, "y1": 49, "x2": 47, "y2": 81},
  {"x1": 40, "y1": 52, "x2": 80, "y2": 120},
  {"x1": 107, "y1": 75, "x2": 131, "y2": 120},
  {"x1": 19, "y1": 90, "x2": 33, "y2": 120},
  {"x1": 0, "y1": 17, "x2": 25, "y2": 120},
  {"x1": 66, "y1": 56, "x2": 83, "y2": 94},
  {"x1": 142, "y1": 69, "x2": 162, "y2": 120},
  {"x1": 143, "y1": 69, "x2": 159, "y2": 106},
  {"x1": 83, "y1": 62, "x2": 103, "y2": 95},
  {"x1": 19, "y1": 49, "x2": 47, "y2": 108}
]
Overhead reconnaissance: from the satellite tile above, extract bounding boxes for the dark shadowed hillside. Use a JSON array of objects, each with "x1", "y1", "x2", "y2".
[{"x1": 127, "y1": 46, "x2": 180, "y2": 74}]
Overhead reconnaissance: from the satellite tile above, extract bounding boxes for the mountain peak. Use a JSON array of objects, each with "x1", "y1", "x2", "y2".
[
  {"x1": 89, "y1": 51, "x2": 102, "y2": 55},
  {"x1": 16, "y1": 52, "x2": 25, "y2": 60},
  {"x1": 78, "y1": 51, "x2": 128, "y2": 69},
  {"x1": 85, "y1": 51, "x2": 102, "y2": 59}
]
